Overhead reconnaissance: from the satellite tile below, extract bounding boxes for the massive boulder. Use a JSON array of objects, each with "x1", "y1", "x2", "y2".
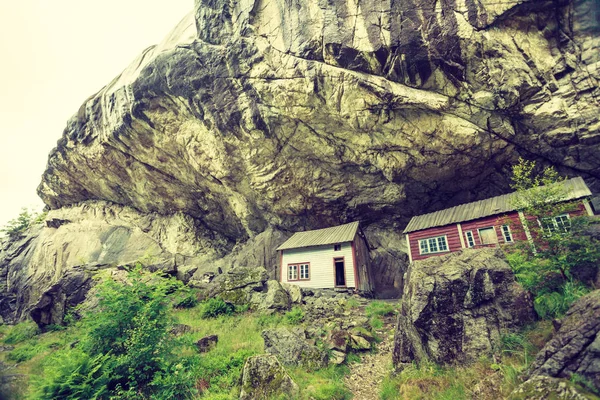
[
  {"x1": 38, "y1": 0, "x2": 600, "y2": 236},
  {"x1": 526, "y1": 290, "x2": 600, "y2": 391},
  {"x1": 392, "y1": 248, "x2": 536, "y2": 367}
]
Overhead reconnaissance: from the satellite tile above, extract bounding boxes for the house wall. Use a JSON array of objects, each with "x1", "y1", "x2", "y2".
[
  {"x1": 353, "y1": 233, "x2": 373, "y2": 292},
  {"x1": 280, "y1": 242, "x2": 356, "y2": 289},
  {"x1": 407, "y1": 200, "x2": 592, "y2": 261},
  {"x1": 461, "y1": 212, "x2": 526, "y2": 248},
  {"x1": 408, "y1": 224, "x2": 462, "y2": 261}
]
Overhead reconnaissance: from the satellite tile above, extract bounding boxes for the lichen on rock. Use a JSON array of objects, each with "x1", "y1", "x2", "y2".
[{"x1": 392, "y1": 248, "x2": 536, "y2": 367}]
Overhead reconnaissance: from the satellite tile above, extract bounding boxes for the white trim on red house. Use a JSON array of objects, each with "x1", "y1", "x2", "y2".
[
  {"x1": 518, "y1": 211, "x2": 536, "y2": 253},
  {"x1": 405, "y1": 234, "x2": 413, "y2": 263},
  {"x1": 583, "y1": 199, "x2": 594, "y2": 216},
  {"x1": 457, "y1": 223, "x2": 466, "y2": 248}
]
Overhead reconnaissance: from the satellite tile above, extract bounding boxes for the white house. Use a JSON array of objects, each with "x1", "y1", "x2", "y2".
[{"x1": 276, "y1": 221, "x2": 373, "y2": 292}]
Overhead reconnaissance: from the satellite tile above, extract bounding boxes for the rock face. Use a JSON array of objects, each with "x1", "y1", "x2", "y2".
[
  {"x1": 3, "y1": 0, "x2": 600, "y2": 322},
  {"x1": 527, "y1": 290, "x2": 600, "y2": 390},
  {"x1": 393, "y1": 248, "x2": 536, "y2": 367},
  {"x1": 510, "y1": 376, "x2": 597, "y2": 400},
  {"x1": 37, "y1": 0, "x2": 600, "y2": 236},
  {"x1": 239, "y1": 355, "x2": 299, "y2": 400},
  {"x1": 0, "y1": 201, "x2": 225, "y2": 326},
  {"x1": 262, "y1": 327, "x2": 328, "y2": 370}
]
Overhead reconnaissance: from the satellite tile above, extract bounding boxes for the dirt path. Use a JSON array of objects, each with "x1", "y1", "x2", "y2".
[{"x1": 344, "y1": 313, "x2": 396, "y2": 400}]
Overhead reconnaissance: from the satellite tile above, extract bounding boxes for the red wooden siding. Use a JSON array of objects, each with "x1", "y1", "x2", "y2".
[
  {"x1": 407, "y1": 200, "x2": 591, "y2": 261},
  {"x1": 408, "y1": 224, "x2": 462, "y2": 261},
  {"x1": 461, "y1": 212, "x2": 526, "y2": 248}
]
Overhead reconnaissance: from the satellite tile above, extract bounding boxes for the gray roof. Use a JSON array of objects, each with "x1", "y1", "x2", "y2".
[
  {"x1": 403, "y1": 177, "x2": 592, "y2": 234},
  {"x1": 277, "y1": 221, "x2": 360, "y2": 251}
]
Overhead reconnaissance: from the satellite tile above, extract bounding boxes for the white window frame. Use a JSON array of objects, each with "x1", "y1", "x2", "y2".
[
  {"x1": 501, "y1": 225, "x2": 513, "y2": 243},
  {"x1": 288, "y1": 264, "x2": 297, "y2": 281},
  {"x1": 334, "y1": 244, "x2": 342, "y2": 251},
  {"x1": 299, "y1": 263, "x2": 309, "y2": 280},
  {"x1": 418, "y1": 235, "x2": 449, "y2": 255},
  {"x1": 288, "y1": 263, "x2": 310, "y2": 281},
  {"x1": 465, "y1": 231, "x2": 475, "y2": 247},
  {"x1": 539, "y1": 214, "x2": 571, "y2": 234},
  {"x1": 478, "y1": 227, "x2": 498, "y2": 245}
]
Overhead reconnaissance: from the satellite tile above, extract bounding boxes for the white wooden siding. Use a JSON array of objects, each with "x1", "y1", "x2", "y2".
[{"x1": 281, "y1": 242, "x2": 355, "y2": 289}]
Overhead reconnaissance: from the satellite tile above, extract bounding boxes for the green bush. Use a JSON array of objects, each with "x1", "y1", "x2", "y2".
[
  {"x1": 6, "y1": 343, "x2": 44, "y2": 362},
  {"x1": 534, "y1": 281, "x2": 591, "y2": 319},
  {"x1": 285, "y1": 306, "x2": 305, "y2": 324},
  {"x1": 33, "y1": 268, "x2": 200, "y2": 399},
  {"x1": 4, "y1": 321, "x2": 40, "y2": 344},
  {"x1": 32, "y1": 350, "x2": 113, "y2": 400},
  {"x1": 369, "y1": 316, "x2": 384, "y2": 330},
  {"x1": 1, "y1": 208, "x2": 45, "y2": 238},
  {"x1": 201, "y1": 298, "x2": 235, "y2": 319},
  {"x1": 173, "y1": 288, "x2": 199, "y2": 309}
]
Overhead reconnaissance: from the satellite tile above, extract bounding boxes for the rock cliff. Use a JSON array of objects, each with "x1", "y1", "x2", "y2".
[
  {"x1": 2, "y1": 0, "x2": 600, "y2": 323},
  {"x1": 38, "y1": 0, "x2": 600, "y2": 235}
]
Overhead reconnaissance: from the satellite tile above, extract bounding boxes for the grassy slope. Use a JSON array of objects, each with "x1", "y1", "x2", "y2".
[{"x1": 0, "y1": 301, "x2": 595, "y2": 399}]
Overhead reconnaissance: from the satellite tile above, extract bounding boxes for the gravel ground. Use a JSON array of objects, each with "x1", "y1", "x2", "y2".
[{"x1": 344, "y1": 315, "x2": 396, "y2": 400}]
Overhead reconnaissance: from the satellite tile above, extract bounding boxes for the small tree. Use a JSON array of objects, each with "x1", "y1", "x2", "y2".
[{"x1": 506, "y1": 159, "x2": 600, "y2": 318}]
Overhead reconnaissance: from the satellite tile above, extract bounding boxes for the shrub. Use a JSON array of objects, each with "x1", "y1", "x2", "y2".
[
  {"x1": 369, "y1": 316, "x2": 384, "y2": 330},
  {"x1": 285, "y1": 306, "x2": 305, "y2": 324},
  {"x1": 200, "y1": 298, "x2": 235, "y2": 319},
  {"x1": 4, "y1": 321, "x2": 39, "y2": 344},
  {"x1": 6, "y1": 343, "x2": 44, "y2": 362},
  {"x1": 33, "y1": 268, "x2": 200, "y2": 399},
  {"x1": 173, "y1": 288, "x2": 199, "y2": 309},
  {"x1": 534, "y1": 281, "x2": 591, "y2": 319},
  {"x1": 1, "y1": 208, "x2": 44, "y2": 239},
  {"x1": 345, "y1": 298, "x2": 360, "y2": 309},
  {"x1": 32, "y1": 350, "x2": 113, "y2": 400}
]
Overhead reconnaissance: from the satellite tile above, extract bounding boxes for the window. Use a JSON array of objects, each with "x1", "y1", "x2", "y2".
[
  {"x1": 501, "y1": 225, "x2": 513, "y2": 243},
  {"x1": 300, "y1": 264, "x2": 309, "y2": 280},
  {"x1": 419, "y1": 236, "x2": 449, "y2": 255},
  {"x1": 465, "y1": 231, "x2": 475, "y2": 247},
  {"x1": 288, "y1": 263, "x2": 309, "y2": 281},
  {"x1": 540, "y1": 214, "x2": 571, "y2": 234},
  {"x1": 288, "y1": 264, "x2": 297, "y2": 281},
  {"x1": 478, "y1": 227, "x2": 498, "y2": 245},
  {"x1": 334, "y1": 244, "x2": 342, "y2": 251}
]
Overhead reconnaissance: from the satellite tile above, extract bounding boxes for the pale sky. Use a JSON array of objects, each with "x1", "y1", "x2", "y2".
[{"x1": 0, "y1": 0, "x2": 193, "y2": 228}]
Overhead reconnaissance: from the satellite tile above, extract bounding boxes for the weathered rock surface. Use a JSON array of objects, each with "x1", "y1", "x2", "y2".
[
  {"x1": 0, "y1": 201, "x2": 224, "y2": 326},
  {"x1": 510, "y1": 376, "x2": 597, "y2": 400},
  {"x1": 196, "y1": 335, "x2": 219, "y2": 353},
  {"x1": 262, "y1": 327, "x2": 328, "y2": 370},
  {"x1": 393, "y1": 248, "x2": 536, "y2": 367},
  {"x1": 4, "y1": 0, "x2": 600, "y2": 322},
  {"x1": 37, "y1": 0, "x2": 600, "y2": 238},
  {"x1": 527, "y1": 290, "x2": 600, "y2": 390},
  {"x1": 239, "y1": 355, "x2": 299, "y2": 400}
]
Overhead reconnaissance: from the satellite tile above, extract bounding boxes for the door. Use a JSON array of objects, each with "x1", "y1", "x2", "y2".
[{"x1": 334, "y1": 258, "x2": 346, "y2": 287}]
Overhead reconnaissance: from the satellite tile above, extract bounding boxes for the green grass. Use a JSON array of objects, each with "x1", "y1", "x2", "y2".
[
  {"x1": 288, "y1": 364, "x2": 352, "y2": 400},
  {"x1": 365, "y1": 301, "x2": 397, "y2": 318},
  {"x1": 285, "y1": 306, "x2": 305, "y2": 324},
  {"x1": 378, "y1": 320, "x2": 556, "y2": 400},
  {"x1": 3, "y1": 321, "x2": 39, "y2": 344}
]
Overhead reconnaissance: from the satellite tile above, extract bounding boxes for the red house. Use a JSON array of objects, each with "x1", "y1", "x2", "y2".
[{"x1": 403, "y1": 177, "x2": 595, "y2": 262}]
